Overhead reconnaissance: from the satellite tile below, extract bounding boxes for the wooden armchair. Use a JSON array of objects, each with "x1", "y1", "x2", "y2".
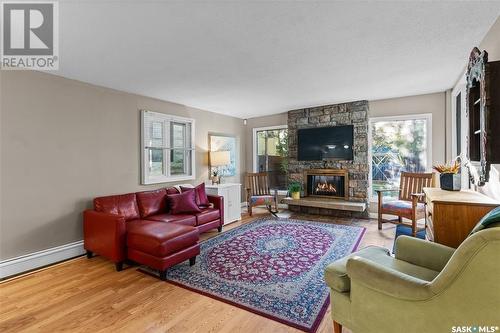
[
  {"x1": 245, "y1": 172, "x2": 278, "y2": 216},
  {"x1": 377, "y1": 172, "x2": 434, "y2": 236}
]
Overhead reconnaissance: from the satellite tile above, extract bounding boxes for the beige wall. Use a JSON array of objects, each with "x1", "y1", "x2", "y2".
[
  {"x1": 369, "y1": 92, "x2": 448, "y2": 164},
  {"x1": 0, "y1": 71, "x2": 245, "y2": 260},
  {"x1": 480, "y1": 16, "x2": 500, "y2": 61}
]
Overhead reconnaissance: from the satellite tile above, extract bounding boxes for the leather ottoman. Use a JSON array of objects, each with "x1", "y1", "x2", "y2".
[{"x1": 126, "y1": 220, "x2": 200, "y2": 280}]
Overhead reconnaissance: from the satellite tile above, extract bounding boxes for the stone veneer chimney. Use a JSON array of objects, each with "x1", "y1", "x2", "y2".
[{"x1": 287, "y1": 100, "x2": 369, "y2": 217}]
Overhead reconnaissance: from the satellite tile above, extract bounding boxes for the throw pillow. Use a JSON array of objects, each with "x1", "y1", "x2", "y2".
[
  {"x1": 167, "y1": 190, "x2": 201, "y2": 214},
  {"x1": 181, "y1": 183, "x2": 210, "y2": 208},
  {"x1": 469, "y1": 206, "x2": 500, "y2": 235}
]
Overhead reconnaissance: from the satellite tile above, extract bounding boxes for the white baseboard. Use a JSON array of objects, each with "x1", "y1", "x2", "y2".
[{"x1": 0, "y1": 240, "x2": 85, "y2": 279}]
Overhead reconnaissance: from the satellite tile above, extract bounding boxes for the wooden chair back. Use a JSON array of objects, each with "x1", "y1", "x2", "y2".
[
  {"x1": 246, "y1": 172, "x2": 271, "y2": 196},
  {"x1": 398, "y1": 172, "x2": 434, "y2": 203}
]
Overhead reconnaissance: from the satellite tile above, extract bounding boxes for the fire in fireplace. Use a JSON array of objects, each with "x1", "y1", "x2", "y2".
[
  {"x1": 304, "y1": 169, "x2": 348, "y2": 199},
  {"x1": 315, "y1": 181, "x2": 337, "y2": 195}
]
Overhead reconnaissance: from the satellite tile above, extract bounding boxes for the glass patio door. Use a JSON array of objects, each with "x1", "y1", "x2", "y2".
[
  {"x1": 254, "y1": 127, "x2": 288, "y2": 190},
  {"x1": 370, "y1": 114, "x2": 432, "y2": 200}
]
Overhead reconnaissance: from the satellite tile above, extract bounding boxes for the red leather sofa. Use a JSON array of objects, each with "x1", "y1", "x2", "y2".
[{"x1": 83, "y1": 187, "x2": 223, "y2": 276}]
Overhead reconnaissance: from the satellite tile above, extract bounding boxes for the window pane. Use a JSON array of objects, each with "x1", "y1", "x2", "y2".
[
  {"x1": 171, "y1": 149, "x2": 186, "y2": 175},
  {"x1": 148, "y1": 148, "x2": 164, "y2": 177},
  {"x1": 171, "y1": 123, "x2": 186, "y2": 148},
  {"x1": 150, "y1": 122, "x2": 164, "y2": 147},
  {"x1": 371, "y1": 118, "x2": 427, "y2": 198}
]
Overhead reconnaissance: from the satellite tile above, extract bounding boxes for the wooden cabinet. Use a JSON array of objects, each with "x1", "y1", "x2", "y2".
[
  {"x1": 205, "y1": 183, "x2": 242, "y2": 224},
  {"x1": 423, "y1": 188, "x2": 499, "y2": 248}
]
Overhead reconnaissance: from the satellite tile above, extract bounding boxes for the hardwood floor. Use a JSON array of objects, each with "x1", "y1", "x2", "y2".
[{"x1": 0, "y1": 209, "x2": 396, "y2": 333}]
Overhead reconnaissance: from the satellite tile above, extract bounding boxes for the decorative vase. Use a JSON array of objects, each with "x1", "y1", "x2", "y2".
[
  {"x1": 291, "y1": 191, "x2": 300, "y2": 199},
  {"x1": 211, "y1": 175, "x2": 220, "y2": 185},
  {"x1": 440, "y1": 173, "x2": 461, "y2": 191}
]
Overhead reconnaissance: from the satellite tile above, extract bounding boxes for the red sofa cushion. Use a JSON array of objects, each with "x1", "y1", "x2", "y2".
[
  {"x1": 94, "y1": 193, "x2": 140, "y2": 221},
  {"x1": 136, "y1": 189, "x2": 168, "y2": 218},
  {"x1": 147, "y1": 213, "x2": 197, "y2": 227},
  {"x1": 127, "y1": 220, "x2": 199, "y2": 257},
  {"x1": 166, "y1": 187, "x2": 180, "y2": 194},
  {"x1": 180, "y1": 183, "x2": 210, "y2": 208},
  {"x1": 196, "y1": 208, "x2": 220, "y2": 225},
  {"x1": 167, "y1": 190, "x2": 201, "y2": 214}
]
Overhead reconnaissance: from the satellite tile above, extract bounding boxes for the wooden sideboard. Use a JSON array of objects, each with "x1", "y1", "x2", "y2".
[{"x1": 423, "y1": 188, "x2": 499, "y2": 248}]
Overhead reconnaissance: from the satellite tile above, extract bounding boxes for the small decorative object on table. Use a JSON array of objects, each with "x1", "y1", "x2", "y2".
[
  {"x1": 433, "y1": 160, "x2": 461, "y2": 191},
  {"x1": 288, "y1": 181, "x2": 302, "y2": 200}
]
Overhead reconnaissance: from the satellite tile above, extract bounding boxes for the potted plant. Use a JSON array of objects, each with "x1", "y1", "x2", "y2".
[
  {"x1": 433, "y1": 160, "x2": 461, "y2": 191},
  {"x1": 288, "y1": 181, "x2": 302, "y2": 199}
]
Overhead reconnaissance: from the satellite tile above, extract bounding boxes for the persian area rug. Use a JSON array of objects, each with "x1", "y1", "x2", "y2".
[{"x1": 141, "y1": 218, "x2": 365, "y2": 332}]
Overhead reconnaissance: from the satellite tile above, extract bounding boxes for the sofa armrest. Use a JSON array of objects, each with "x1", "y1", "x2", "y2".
[
  {"x1": 207, "y1": 195, "x2": 224, "y2": 225},
  {"x1": 83, "y1": 210, "x2": 126, "y2": 263},
  {"x1": 395, "y1": 236, "x2": 455, "y2": 272},
  {"x1": 346, "y1": 256, "x2": 434, "y2": 301}
]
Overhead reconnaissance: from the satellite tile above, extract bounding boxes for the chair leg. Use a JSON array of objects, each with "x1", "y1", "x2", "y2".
[
  {"x1": 115, "y1": 261, "x2": 123, "y2": 272},
  {"x1": 333, "y1": 320, "x2": 342, "y2": 333},
  {"x1": 377, "y1": 191, "x2": 383, "y2": 230},
  {"x1": 86, "y1": 250, "x2": 93, "y2": 259},
  {"x1": 248, "y1": 204, "x2": 253, "y2": 216},
  {"x1": 412, "y1": 217, "x2": 417, "y2": 237}
]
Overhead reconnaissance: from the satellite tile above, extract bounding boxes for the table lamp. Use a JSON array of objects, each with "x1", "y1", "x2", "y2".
[{"x1": 210, "y1": 151, "x2": 230, "y2": 184}]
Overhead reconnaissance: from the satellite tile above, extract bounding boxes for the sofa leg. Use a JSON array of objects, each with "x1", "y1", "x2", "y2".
[
  {"x1": 159, "y1": 270, "x2": 167, "y2": 281},
  {"x1": 86, "y1": 250, "x2": 93, "y2": 259},
  {"x1": 333, "y1": 320, "x2": 342, "y2": 333},
  {"x1": 115, "y1": 262, "x2": 123, "y2": 272},
  {"x1": 217, "y1": 225, "x2": 223, "y2": 232},
  {"x1": 248, "y1": 204, "x2": 252, "y2": 216},
  {"x1": 189, "y1": 256, "x2": 196, "y2": 266}
]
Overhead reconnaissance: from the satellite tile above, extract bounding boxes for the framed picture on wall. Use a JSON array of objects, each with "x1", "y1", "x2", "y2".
[{"x1": 209, "y1": 133, "x2": 237, "y2": 177}]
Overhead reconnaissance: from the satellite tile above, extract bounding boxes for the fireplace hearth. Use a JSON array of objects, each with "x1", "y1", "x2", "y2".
[{"x1": 304, "y1": 169, "x2": 348, "y2": 200}]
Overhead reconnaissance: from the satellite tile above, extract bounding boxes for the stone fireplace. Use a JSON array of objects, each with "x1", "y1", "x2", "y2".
[
  {"x1": 286, "y1": 100, "x2": 369, "y2": 217},
  {"x1": 305, "y1": 169, "x2": 348, "y2": 200}
]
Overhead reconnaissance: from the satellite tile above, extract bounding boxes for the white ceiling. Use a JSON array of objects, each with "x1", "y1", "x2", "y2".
[{"x1": 55, "y1": 1, "x2": 500, "y2": 119}]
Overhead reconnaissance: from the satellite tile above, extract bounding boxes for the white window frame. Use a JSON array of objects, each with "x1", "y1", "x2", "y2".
[
  {"x1": 252, "y1": 125, "x2": 288, "y2": 194},
  {"x1": 141, "y1": 110, "x2": 195, "y2": 184},
  {"x1": 368, "y1": 113, "x2": 433, "y2": 202}
]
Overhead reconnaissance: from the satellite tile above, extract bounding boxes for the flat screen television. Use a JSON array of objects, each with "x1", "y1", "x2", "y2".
[{"x1": 297, "y1": 125, "x2": 354, "y2": 161}]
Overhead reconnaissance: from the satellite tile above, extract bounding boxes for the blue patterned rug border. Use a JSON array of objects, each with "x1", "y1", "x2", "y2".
[{"x1": 139, "y1": 217, "x2": 366, "y2": 333}]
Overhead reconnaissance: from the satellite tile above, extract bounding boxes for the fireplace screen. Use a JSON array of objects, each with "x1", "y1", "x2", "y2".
[{"x1": 307, "y1": 175, "x2": 345, "y2": 198}]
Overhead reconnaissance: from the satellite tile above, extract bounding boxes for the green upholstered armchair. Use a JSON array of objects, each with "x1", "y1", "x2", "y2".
[{"x1": 324, "y1": 225, "x2": 500, "y2": 333}]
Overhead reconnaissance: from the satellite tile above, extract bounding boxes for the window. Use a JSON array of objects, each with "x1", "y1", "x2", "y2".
[
  {"x1": 370, "y1": 114, "x2": 432, "y2": 200},
  {"x1": 141, "y1": 110, "x2": 195, "y2": 184},
  {"x1": 253, "y1": 126, "x2": 288, "y2": 190}
]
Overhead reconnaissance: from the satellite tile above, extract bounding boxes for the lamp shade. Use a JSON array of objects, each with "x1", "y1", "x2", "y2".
[{"x1": 210, "y1": 151, "x2": 230, "y2": 167}]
